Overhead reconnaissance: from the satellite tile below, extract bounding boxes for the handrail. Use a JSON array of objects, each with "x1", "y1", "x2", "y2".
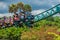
[
  {"x1": 34, "y1": 4, "x2": 60, "y2": 22},
  {"x1": 34, "y1": 4, "x2": 60, "y2": 17}
]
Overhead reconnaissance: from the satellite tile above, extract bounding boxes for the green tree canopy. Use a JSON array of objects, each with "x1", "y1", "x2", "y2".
[
  {"x1": 24, "y1": 4, "x2": 32, "y2": 12},
  {"x1": 9, "y1": 4, "x2": 18, "y2": 14},
  {"x1": 9, "y1": 2, "x2": 32, "y2": 14}
]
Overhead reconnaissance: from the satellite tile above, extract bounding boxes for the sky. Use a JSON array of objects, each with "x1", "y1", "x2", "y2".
[{"x1": 0, "y1": 0, "x2": 60, "y2": 17}]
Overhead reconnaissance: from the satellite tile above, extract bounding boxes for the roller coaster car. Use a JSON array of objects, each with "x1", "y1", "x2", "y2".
[
  {"x1": 19, "y1": 21, "x2": 23, "y2": 27},
  {"x1": 3, "y1": 22, "x2": 13, "y2": 28},
  {"x1": 5, "y1": 23, "x2": 11, "y2": 27},
  {"x1": 28, "y1": 15, "x2": 34, "y2": 22},
  {"x1": 24, "y1": 15, "x2": 34, "y2": 27}
]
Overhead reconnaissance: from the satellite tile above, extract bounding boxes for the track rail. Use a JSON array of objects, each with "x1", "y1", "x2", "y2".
[{"x1": 34, "y1": 4, "x2": 60, "y2": 22}]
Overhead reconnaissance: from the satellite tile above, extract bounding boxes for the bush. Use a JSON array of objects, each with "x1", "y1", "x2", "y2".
[
  {"x1": 0, "y1": 27, "x2": 22, "y2": 40},
  {"x1": 0, "y1": 16, "x2": 60, "y2": 40}
]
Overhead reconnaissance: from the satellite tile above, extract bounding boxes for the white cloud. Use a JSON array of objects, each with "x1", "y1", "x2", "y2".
[
  {"x1": 0, "y1": 13, "x2": 13, "y2": 17},
  {"x1": 0, "y1": 9, "x2": 45, "y2": 17},
  {"x1": 52, "y1": 5, "x2": 55, "y2": 7},
  {"x1": 31, "y1": 9, "x2": 45, "y2": 15},
  {"x1": 53, "y1": 13, "x2": 60, "y2": 17},
  {"x1": 31, "y1": 9, "x2": 60, "y2": 17},
  {"x1": 0, "y1": 2, "x2": 7, "y2": 9}
]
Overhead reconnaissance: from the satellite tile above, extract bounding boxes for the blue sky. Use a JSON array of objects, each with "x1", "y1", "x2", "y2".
[{"x1": 0, "y1": 0, "x2": 60, "y2": 13}]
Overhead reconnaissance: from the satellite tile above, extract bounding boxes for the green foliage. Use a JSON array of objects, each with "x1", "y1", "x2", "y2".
[
  {"x1": 0, "y1": 27, "x2": 22, "y2": 40},
  {"x1": 24, "y1": 4, "x2": 32, "y2": 12},
  {"x1": 0, "y1": 16, "x2": 60, "y2": 40},
  {"x1": 9, "y1": 2, "x2": 32, "y2": 14},
  {"x1": 55, "y1": 36, "x2": 60, "y2": 40}
]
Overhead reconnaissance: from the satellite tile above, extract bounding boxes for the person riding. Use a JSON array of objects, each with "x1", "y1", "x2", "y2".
[
  {"x1": 3, "y1": 16, "x2": 7, "y2": 27},
  {"x1": 13, "y1": 14, "x2": 20, "y2": 26},
  {"x1": 18, "y1": 12, "x2": 25, "y2": 26},
  {"x1": 9, "y1": 16, "x2": 13, "y2": 26}
]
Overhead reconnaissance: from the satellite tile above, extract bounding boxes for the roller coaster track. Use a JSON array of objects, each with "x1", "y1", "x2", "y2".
[{"x1": 34, "y1": 4, "x2": 60, "y2": 22}]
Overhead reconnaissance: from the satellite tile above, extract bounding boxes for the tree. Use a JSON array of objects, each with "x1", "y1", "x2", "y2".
[
  {"x1": 9, "y1": 4, "x2": 18, "y2": 14},
  {"x1": 23, "y1": 4, "x2": 32, "y2": 19},
  {"x1": 9, "y1": 2, "x2": 32, "y2": 14},
  {"x1": 24, "y1": 4, "x2": 32, "y2": 12},
  {"x1": 17, "y1": 2, "x2": 24, "y2": 12}
]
